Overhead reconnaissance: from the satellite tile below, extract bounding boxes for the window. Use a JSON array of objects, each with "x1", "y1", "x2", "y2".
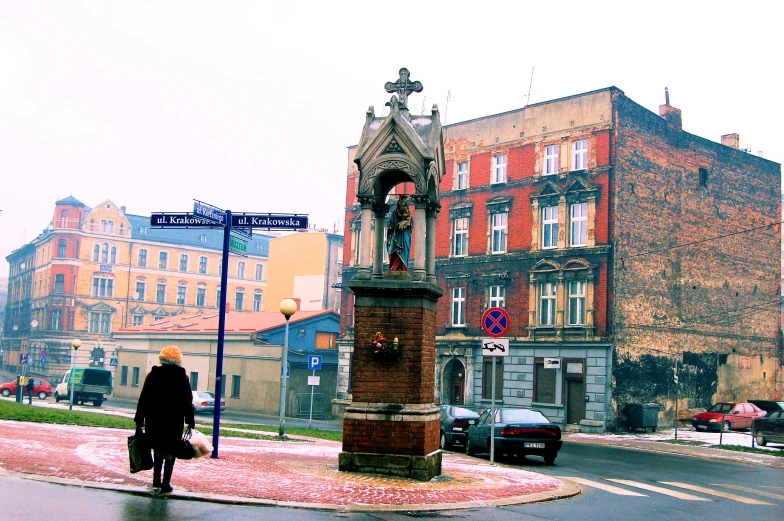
[
  {"x1": 572, "y1": 139, "x2": 588, "y2": 170},
  {"x1": 316, "y1": 331, "x2": 337, "y2": 349},
  {"x1": 156, "y1": 283, "x2": 166, "y2": 303},
  {"x1": 199, "y1": 256, "x2": 208, "y2": 274},
  {"x1": 235, "y1": 290, "x2": 244, "y2": 311},
  {"x1": 534, "y1": 359, "x2": 556, "y2": 403},
  {"x1": 196, "y1": 287, "x2": 206, "y2": 307},
  {"x1": 491, "y1": 154, "x2": 507, "y2": 184},
  {"x1": 120, "y1": 366, "x2": 128, "y2": 386},
  {"x1": 237, "y1": 261, "x2": 246, "y2": 279},
  {"x1": 89, "y1": 312, "x2": 111, "y2": 333},
  {"x1": 132, "y1": 367, "x2": 140, "y2": 387},
  {"x1": 453, "y1": 217, "x2": 468, "y2": 257},
  {"x1": 57, "y1": 239, "x2": 67, "y2": 258},
  {"x1": 542, "y1": 206, "x2": 559, "y2": 249},
  {"x1": 158, "y1": 252, "x2": 168, "y2": 269},
  {"x1": 132, "y1": 314, "x2": 143, "y2": 326},
  {"x1": 544, "y1": 144, "x2": 559, "y2": 175},
  {"x1": 100, "y1": 313, "x2": 111, "y2": 333},
  {"x1": 138, "y1": 249, "x2": 147, "y2": 267},
  {"x1": 200, "y1": 234, "x2": 207, "y2": 243},
  {"x1": 489, "y1": 285, "x2": 505, "y2": 308},
  {"x1": 91, "y1": 276, "x2": 114, "y2": 297},
  {"x1": 456, "y1": 161, "x2": 469, "y2": 190},
  {"x1": 107, "y1": 220, "x2": 114, "y2": 233},
  {"x1": 231, "y1": 375, "x2": 241, "y2": 398},
  {"x1": 218, "y1": 260, "x2": 222, "y2": 277},
  {"x1": 570, "y1": 203, "x2": 587, "y2": 247},
  {"x1": 491, "y1": 213, "x2": 507, "y2": 254},
  {"x1": 539, "y1": 282, "x2": 556, "y2": 326},
  {"x1": 216, "y1": 288, "x2": 222, "y2": 308},
  {"x1": 101, "y1": 243, "x2": 109, "y2": 263},
  {"x1": 451, "y1": 287, "x2": 466, "y2": 327},
  {"x1": 253, "y1": 292, "x2": 262, "y2": 311},
  {"x1": 100, "y1": 219, "x2": 107, "y2": 232},
  {"x1": 93, "y1": 244, "x2": 100, "y2": 262},
  {"x1": 481, "y1": 358, "x2": 503, "y2": 400},
  {"x1": 54, "y1": 274, "x2": 65, "y2": 293},
  {"x1": 699, "y1": 167, "x2": 708, "y2": 187},
  {"x1": 568, "y1": 280, "x2": 586, "y2": 326},
  {"x1": 255, "y1": 264, "x2": 263, "y2": 281},
  {"x1": 179, "y1": 254, "x2": 188, "y2": 272},
  {"x1": 190, "y1": 372, "x2": 198, "y2": 391},
  {"x1": 135, "y1": 281, "x2": 146, "y2": 301},
  {"x1": 177, "y1": 284, "x2": 187, "y2": 305},
  {"x1": 51, "y1": 309, "x2": 62, "y2": 330},
  {"x1": 110, "y1": 246, "x2": 116, "y2": 264}
]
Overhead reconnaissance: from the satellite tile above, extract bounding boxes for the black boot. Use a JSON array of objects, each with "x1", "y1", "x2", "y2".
[
  {"x1": 160, "y1": 458, "x2": 175, "y2": 493},
  {"x1": 152, "y1": 456, "x2": 163, "y2": 489}
]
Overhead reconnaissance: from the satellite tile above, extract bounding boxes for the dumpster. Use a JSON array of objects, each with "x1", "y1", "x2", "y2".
[{"x1": 627, "y1": 403, "x2": 660, "y2": 432}]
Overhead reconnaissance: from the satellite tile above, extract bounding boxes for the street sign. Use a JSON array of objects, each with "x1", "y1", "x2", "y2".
[
  {"x1": 481, "y1": 307, "x2": 510, "y2": 337},
  {"x1": 150, "y1": 213, "x2": 222, "y2": 228},
  {"x1": 544, "y1": 357, "x2": 561, "y2": 369},
  {"x1": 231, "y1": 213, "x2": 309, "y2": 230},
  {"x1": 193, "y1": 201, "x2": 227, "y2": 226},
  {"x1": 229, "y1": 236, "x2": 247, "y2": 255},
  {"x1": 62, "y1": 355, "x2": 71, "y2": 363},
  {"x1": 41, "y1": 357, "x2": 47, "y2": 366},
  {"x1": 482, "y1": 338, "x2": 510, "y2": 357},
  {"x1": 110, "y1": 358, "x2": 119, "y2": 367},
  {"x1": 308, "y1": 355, "x2": 322, "y2": 370},
  {"x1": 19, "y1": 353, "x2": 28, "y2": 364},
  {"x1": 232, "y1": 227, "x2": 252, "y2": 239},
  {"x1": 307, "y1": 375, "x2": 320, "y2": 386}
]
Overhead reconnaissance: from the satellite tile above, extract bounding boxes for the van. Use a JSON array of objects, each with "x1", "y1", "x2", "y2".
[{"x1": 55, "y1": 368, "x2": 113, "y2": 406}]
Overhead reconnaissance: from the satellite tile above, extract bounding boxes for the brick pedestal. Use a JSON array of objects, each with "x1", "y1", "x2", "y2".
[{"x1": 340, "y1": 276, "x2": 443, "y2": 481}]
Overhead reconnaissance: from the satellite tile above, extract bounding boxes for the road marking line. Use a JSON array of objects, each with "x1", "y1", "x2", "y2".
[
  {"x1": 712, "y1": 484, "x2": 784, "y2": 501},
  {"x1": 660, "y1": 482, "x2": 772, "y2": 505},
  {"x1": 557, "y1": 477, "x2": 647, "y2": 496},
  {"x1": 607, "y1": 479, "x2": 710, "y2": 501}
]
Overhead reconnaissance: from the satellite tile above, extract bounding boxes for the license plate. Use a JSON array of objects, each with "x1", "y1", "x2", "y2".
[
  {"x1": 524, "y1": 442, "x2": 545, "y2": 449},
  {"x1": 453, "y1": 427, "x2": 462, "y2": 432}
]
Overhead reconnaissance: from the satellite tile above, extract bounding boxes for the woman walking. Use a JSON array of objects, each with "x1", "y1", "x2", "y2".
[{"x1": 134, "y1": 345, "x2": 195, "y2": 493}]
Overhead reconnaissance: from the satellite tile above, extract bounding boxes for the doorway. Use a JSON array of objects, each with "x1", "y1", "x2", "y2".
[
  {"x1": 564, "y1": 359, "x2": 586, "y2": 424},
  {"x1": 443, "y1": 359, "x2": 466, "y2": 405}
]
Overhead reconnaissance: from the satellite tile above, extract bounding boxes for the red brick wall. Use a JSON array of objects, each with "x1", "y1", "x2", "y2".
[{"x1": 342, "y1": 418, "x2": 440, "y2": 455}]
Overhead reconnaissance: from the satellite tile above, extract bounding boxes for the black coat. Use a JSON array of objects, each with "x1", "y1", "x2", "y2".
[{"x1": 134, "y1": 365, "x2": 195, "y2": 453}]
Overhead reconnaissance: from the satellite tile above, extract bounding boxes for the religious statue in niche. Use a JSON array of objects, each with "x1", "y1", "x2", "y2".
[{"x1": 386, "y1": 195, "x2": 412, "y2": 271}]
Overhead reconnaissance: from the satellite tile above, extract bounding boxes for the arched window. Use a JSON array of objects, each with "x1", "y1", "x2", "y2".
[
  {"x1": 100, "y1": 219, "x2": 107, "y2": 232},
  {"x1": 237, "y1": 261, "x2": 246, "y2": 279},
  {"x1": 101, "y1": 243, "x2": 109, "y2": 263},
  {"x1": 255, "y1": 264, "x2": 264, "y2": 281},
  {"x1": 107, "y1": 220, "x2": 114, "y2": 233},
  {"x1": 93, "y1": 244, "x2": 100, "y2": 262},
  {"x1": 110, "y1": 246, "x2": 117, "y2": 264}
]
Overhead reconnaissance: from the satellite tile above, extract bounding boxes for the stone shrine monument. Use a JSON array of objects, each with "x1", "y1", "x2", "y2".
[{"x1": 339, "y1": 69, "x2": 445, "y2": 481}]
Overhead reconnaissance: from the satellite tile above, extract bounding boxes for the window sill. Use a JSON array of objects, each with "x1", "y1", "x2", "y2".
[
  {"x1": 448, "y1": 325, "x2": 467, "y2": 329},
  {"x1": 532, "y1": 402, "x2": 562, "y2": 408}
]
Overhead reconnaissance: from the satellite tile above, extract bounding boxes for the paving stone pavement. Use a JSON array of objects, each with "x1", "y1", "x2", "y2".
[{"x1": 0, "y1": 420, "x2": 578, "y2": 511}]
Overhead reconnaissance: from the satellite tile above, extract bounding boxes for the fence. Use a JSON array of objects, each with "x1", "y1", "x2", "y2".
[{"x1": 295, "y1": 393, "x2": 324, "y2": 419}]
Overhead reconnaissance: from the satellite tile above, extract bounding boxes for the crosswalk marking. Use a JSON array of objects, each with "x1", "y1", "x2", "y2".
[
  {"x1": 713, "y1": 484, "x2": 784, "y2": 501},
  {"x1": 607, "y1": 479, "x2": 710, "y2": 501},
  {"x1": 661, "y1": 482, "x2": 772, "y2": 505},
  {"x1": 558, "y1": 477, "x2": 647, "y2": 496}
]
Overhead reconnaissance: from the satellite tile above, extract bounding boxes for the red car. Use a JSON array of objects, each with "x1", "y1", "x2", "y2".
[
  {"x1": 0, "y1": 377, "x2": 53, "y2": 400},
  {"x1": 691, "y1": 401, "x2": 766, "y2": 432}
]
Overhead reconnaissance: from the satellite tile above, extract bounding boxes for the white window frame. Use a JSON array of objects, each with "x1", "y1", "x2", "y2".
[
  {"x1": 156, "y1": 283, "x2": 166, "y2": 304},
  {"x1": 176, "y1": 284, "x2": 187, "y2": 305},
  {"x1": 253, "y1": 292, "x2": 262, "y2": 311},
  {"x1": 138, "y1": 249, "x2": 147, "y2": 267},
  {"x1": 567, "y1": 280, "x2": 586, "y2": 326},
  {"x1": 456, "y1": 161, "x2": 469, "y2": 190},
  {"x1": 572, "y1": 139, "x2": 588, "y2": 170},
  {"x1": 158, "y1": 251, "x2": 168, "y2": 270},
  {"x1": 453, "y1": 217, "x2": 468, "y2": 257},
  {"x1": 91, "y1": 276, "x2": 114, "y2": 297},
  {"x1": 491, "y1": 212, "x2": 508, "y2": 254},
  {"x1": 451, "y1": 287, "x2": 466, "y2": 327},
  {"x1": 542, "y1": 206, "x2": 559, "y2": 249},
  {"x1": 544, "y1": 144, "x2": 559, "y2": 175},
  {"x1": 179, "y1": 254, "x2": 189, "y2": 272},
  {"x1": 235, "y1": 290, "x2": 244, "y2": 311},
  {"x1": 491, "y1": 154, "x2": 507, "y2": 184},
  {"x1": 489, "y1": 285, "x2": 505, "y2": 308},
  {"x1": 135, "y1": 281, "x2": 146, "y2": 301},
  {"x1": 132, "y1": 314, "x2": 144, "y2": 326},
  {"x1": 198, "y1": 256, "x2": 208, "y2": 274},
  {"x1": 237, "y1": 261, "x2": 246, "y2": 279},
  {"x1": 196, "y1": 286, "x2": 207, "y2": 307},
  {"x1": 539, "y1": 282, "x2": 556, "y2": 326},
  {"x1": 570, "y1": 202, "x2": 587, "y2": 247},
  {"x1": 255, "y1": 264, "x2": 264, "y2": 281}
]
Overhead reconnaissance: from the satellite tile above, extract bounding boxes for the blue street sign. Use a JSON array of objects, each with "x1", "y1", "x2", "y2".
[
  {"x1": 308, "y1": 355, "x2": 322, "y2": 371},
  {"x1": 151, "y1": 213, "x2": 221, "y2": 228},
  {"x1": 281, "y1": 366, "x2": 290, "y2": 377},
  {"x1": 109, "y1": 358, "x2": 119, "y2": 367},
  {"x1": 231, "y1": 213, "x2": 309, "y2": 230},
  {"x1": 19, "y1": 353, "x2": 28, "y2": 364},
  {"x1": 231, "y1": 227, "x2": 253, "y2": 239},
  {"x1": 193, "y1": 201, "x2": 227, "y2": 225},
  {"x1": 62, "y1": 355, "x2": 71, "y2": 363},
  {"x1": 41, "y1": 358, "x2": 47, "y2": 365}
]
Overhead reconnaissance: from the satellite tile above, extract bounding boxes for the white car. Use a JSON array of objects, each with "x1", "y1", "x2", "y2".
[{"x1": 192, "y1": 391, "x2": 226, "y2": 413}]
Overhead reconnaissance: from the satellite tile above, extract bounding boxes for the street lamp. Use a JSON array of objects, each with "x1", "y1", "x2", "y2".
[
  {"x1": 278, "y1": 298, "x2": 297, "y2": 436},
  {"x1": 69, "y1": 339, "x2": 81, "y2": 411}
]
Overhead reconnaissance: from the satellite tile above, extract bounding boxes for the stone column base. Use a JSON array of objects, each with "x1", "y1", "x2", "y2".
[{"x1": 338, "y1": 450, "x2": 442, "y2": 482}]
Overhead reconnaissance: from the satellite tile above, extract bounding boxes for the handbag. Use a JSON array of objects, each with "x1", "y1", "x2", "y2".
[
  {"x1": 189, "y1": 428, "x2": 214, "y2": 458},
  {"x1": 177, "y1": 428, "x2": 195, "y2": 460},
  {"x1": 127, "y1": 429, "x2": 153, "y2": 473}
]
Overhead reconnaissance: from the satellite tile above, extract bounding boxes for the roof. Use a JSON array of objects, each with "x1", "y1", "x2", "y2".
[
  {"x1": 117, "y1": 309, "x2": 338, "y2": 334},
  {"x1": 55, "y1": 195, "x2": 88, "y2": 207}
]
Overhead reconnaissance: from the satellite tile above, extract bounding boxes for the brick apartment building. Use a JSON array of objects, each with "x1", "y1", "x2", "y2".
[{"x1": 336, "y1": 87, "x2": 782, "y2": 432}]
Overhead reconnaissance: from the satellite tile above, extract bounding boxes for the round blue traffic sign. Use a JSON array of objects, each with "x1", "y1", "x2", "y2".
[{"x1": 482, "y1": 307, "x2": 510, "y2": 337}]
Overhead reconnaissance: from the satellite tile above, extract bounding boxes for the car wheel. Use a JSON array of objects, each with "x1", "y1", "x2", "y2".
[
  {"x1": 466, "y1": 437, "x2": 476, "y2": 456},
  {"x1": 755, "y1": 430, "x2": 767, "y2": 446},
  {"x1": 722, "y1": 420, "x2": 732, "y2": 432},
  {"x1": 1, "y1": 389, "x2": 10, "y2": 397},
  {"x1": 543, "y1": 453, "x2": 557, "y2": 465},
  {"x1": 440, "y1": 431, "x2": 450, "y2": 451},
  {"x1": 54, "y1": 392, "x2": 60, "y2": 402},
  {"x1": 93, "y1": 399, "x2": 103, "y2": 407},
  {"x1": 38, "y1": 391, "x2": 47, "y2": 400}
]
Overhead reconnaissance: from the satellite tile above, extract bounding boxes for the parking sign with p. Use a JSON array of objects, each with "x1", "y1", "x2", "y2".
[{"x1": 308, "y1": 355, "x2": 322, "y2": 371}]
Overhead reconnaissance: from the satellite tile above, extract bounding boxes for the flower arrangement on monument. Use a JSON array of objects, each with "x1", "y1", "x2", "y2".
[{"x1": 370, "y1": 331, "x2": 400, "y2": 360}]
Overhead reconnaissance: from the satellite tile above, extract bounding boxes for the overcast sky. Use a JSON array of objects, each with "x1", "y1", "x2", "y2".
[{"x1": 1, "y1": 1, "x2": 782, "y2": 278}]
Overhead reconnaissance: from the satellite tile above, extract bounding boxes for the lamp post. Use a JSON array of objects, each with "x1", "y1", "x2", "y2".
[
  {"x1": 69, "y1": 339, "x2": 81, "y2": 411},
  {"x1": 278, "y1": 298, "x2": 297, "y2": 436}
]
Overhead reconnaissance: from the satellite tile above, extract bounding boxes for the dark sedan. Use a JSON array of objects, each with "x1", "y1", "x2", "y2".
[
  {"x1": 440, "y1": 405, "x2": 481, "y2": 450},
  {"x1": 465, "y1": 407, "x2": 563, "y2": 465},
  {"x1": 753, "y1": 410, "x2": 784, "y2": 446}
]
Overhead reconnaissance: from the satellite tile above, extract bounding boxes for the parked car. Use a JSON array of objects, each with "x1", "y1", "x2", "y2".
[
  {"x1": 440, "y1": 405, "x2": 481, "y2": 450},
  {"x1": 0, "y1": 377, "x2": 52, "y2": 400},
  {"x1": 54, "y1": 367, "x2": 113, "y2": 406},
  {"x1": 465, "y1": 407, "x2": 563, "y2": 465},
  {"x1": 691, "y1": 401, "x2": 766, "y2": 432},
  {"x1": 747, "y1": 400, "x2": 784, "y2": 414},
  {"x1": 752, "y1": 410, "x2": 784, "y2": 446},
  {"x1": 192, "y1": 391, "x2": 226, "y2": 413}
]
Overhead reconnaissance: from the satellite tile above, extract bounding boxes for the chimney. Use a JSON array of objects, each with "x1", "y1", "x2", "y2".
[
  {"x1": 721, "y1": 133, "x2": 740, "y2": 149},
  {"x1": 120, "y1": 205, "x2": 126, "y2": 213},
  {"x1": 658, "y1": 87, "x2": 682, "y2": 130}
]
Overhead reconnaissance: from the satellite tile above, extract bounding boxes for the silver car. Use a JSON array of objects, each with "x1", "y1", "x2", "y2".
[{"x1": 192, "y1": 391, "x2": 226, "y2": 413}]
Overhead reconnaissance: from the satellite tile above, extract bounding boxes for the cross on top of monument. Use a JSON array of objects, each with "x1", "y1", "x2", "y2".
[{"x1": 384, "y1": 68, "x2": 423, "y2": 109}]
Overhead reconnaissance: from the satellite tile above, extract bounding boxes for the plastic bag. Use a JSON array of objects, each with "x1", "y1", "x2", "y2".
[
  {"x1": 128, "y1": 431, "x2": 153, "y2": 473},
  {"x1": 189, "y1": 428, "x2": 213, "y2": 458}
]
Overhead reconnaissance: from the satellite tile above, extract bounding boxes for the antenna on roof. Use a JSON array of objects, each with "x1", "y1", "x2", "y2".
[
  {"x1": 664, "y1": 87, "x2": 670, "y2": 106},
  {"x1": 444, "y1": 90, "x2": 451, "y2": 126},
  {"x1": 526, "y1": 67, "x2": 535, "y2": 106}
]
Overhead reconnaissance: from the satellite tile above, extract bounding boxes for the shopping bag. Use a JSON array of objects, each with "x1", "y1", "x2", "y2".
[
  {"x1": 189, "y1": 428, "x2": 214, "y2": 458},
  {"x1": 127, "y1": 431, "x2": 153, "y2": 473},
  {"x1": 177, "y1": 430, "x2": 195, "y2": 460}
]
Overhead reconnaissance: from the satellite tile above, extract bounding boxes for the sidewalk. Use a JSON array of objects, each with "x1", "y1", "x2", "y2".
[{"x1": 0, "y1": 419, "x2": 578, "y2": 511}]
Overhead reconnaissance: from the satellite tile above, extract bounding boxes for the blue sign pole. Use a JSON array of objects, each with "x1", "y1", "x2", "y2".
[{"x1": 212, "y1": 209, "x2": 231, "y2": 459}]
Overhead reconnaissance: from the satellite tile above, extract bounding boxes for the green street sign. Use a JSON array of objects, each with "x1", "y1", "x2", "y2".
[{"x1": 229, "y1": 236, "x2": 247, "y2": 255}]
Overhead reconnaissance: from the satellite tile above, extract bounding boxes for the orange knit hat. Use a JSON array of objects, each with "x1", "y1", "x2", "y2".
[{"x1": 159, "y1": 345, "x2": 183, "y2": 365}]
